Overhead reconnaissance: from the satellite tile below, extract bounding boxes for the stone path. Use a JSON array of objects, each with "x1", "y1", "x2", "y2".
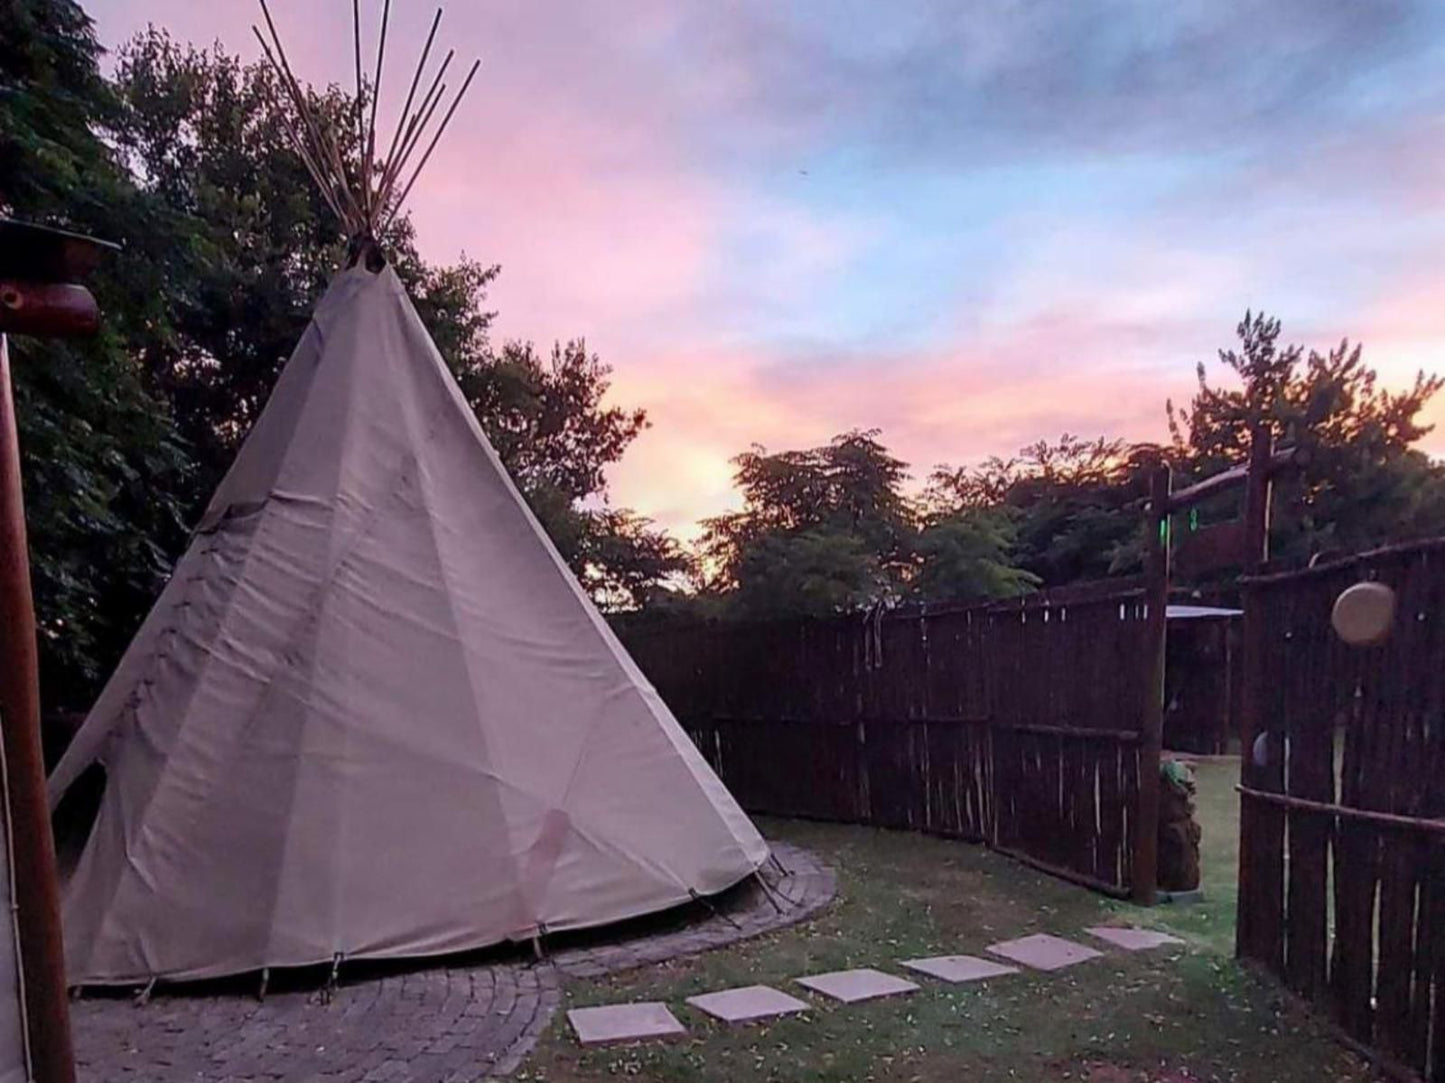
[
  {"x1": 565, "y1": 925, "x2": 1187, "y2": 1045},
  {"x1": 70, "y1": 841, "x2": 836, "y2": 1082}
]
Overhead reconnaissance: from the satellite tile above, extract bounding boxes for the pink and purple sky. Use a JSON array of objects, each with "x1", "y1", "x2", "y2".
[{"x1": 92, "y1": 1, "x2": 1445, "y2": 538}]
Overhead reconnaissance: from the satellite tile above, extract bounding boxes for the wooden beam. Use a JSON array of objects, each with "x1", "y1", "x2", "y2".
[
  {"x1": 1237, "y1": 786, "x2": 1445, "y2": 834},
  {"x1": 991, "y1": 843, "x2": 1133, "y2": 900},
  {"x1": 0, "y1": 282, "x2": 99, "y2": 338},
  {"x1": 1165, "y1": 445, "x2": 1301, "y2": 512},
  {"x1": 991, "y1": 721, "x2": 1142, "y2": 743},
  {"x1": 0, "y1": 335, "x2": 77, "y2": 1083},
  {"x1": 0, "y1": 220, "x2": 120, "y2": 282}
]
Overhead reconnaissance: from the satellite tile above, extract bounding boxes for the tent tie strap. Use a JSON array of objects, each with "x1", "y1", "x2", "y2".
[
  {"x1": 689, "y1": 888, "x2": 742, "y2": 931},
  {"x1": 319, "y1": 952, "x2": 344, "y2": 1004}
]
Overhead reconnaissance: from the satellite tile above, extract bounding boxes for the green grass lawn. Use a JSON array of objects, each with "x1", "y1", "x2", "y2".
[{"x1": 519, "y1": 759, "x2": 1376, "y2": 1082}]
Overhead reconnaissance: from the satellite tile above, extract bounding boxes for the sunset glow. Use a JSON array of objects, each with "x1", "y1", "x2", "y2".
[{"x1": 93, "y1": 0, "x2": 1445, "y2": 538}]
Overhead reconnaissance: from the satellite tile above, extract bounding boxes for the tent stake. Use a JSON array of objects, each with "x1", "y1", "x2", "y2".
[
  {"x1": 753, "y1": 871, "x2": 784, "y2": 913},
  {"x1": 689, "y1": 889, "x2": 741, "y2": 931},
  {"x1": 133, "y1": 977, "x2": 156, "y2": 1007},
  {"x1": 257, "y1": 967, "x2": 270, "y2": 1002},
  {"x1": 321, "y1": 953, "x2": 343, "y2": 1004}
]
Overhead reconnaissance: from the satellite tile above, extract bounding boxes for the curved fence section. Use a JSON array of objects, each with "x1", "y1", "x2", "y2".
[{"x1": 622, "y1": 580, "x2": 1152, "y2": 897}]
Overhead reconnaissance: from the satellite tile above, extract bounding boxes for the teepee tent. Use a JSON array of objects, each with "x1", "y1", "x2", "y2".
[{"x1": 47, "y1": 2, "x2": 767, "y2": 988}]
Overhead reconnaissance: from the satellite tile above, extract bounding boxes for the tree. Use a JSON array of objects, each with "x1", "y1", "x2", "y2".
[
  {"x1": 729, "y1": 530, "x2": 886, "y2": 618},
  {"x1": 926, "y1": 435, "x2": 1157, "y2": 587},
  {"x1": 570, "y1": 508, "x2": 694, "y2": 611},
  {"x1": 699, "y1": 430, "x2": 1035, "y2": 616},
  {"x1": 447, "y1": 337, "x2": 688, "y2": 608},
  {"x1": 700, "y1": 430, "x2": 915, "y2": 614},
  {"x1": 1168, "y1": 311, "x2": 1445, "y2": 561},
  {"x1": 1, "y1": 0, "x2": 193, "y2": 700},
  {"x1": 910, "y1": 509, "x2": 1040, "y2": 602}
]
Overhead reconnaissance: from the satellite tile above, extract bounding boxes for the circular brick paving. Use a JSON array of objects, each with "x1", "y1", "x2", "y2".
[{"x1": 70, "y1": 841, "x2": 836, "y2": 1082}]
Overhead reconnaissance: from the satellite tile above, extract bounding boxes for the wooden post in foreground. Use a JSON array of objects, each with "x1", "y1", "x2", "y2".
[
  {"x1": 1234, "y1": 424, "x2": 1276, "y2": 963},
  {"x1": 0, "y1": 217, "x2": 115, "y2": 1083},
  {"x1": 1134, "y1": 462, "x2": 1171, "y2": 905},
  {"x1": 0, "y1": 335, "x2": 75, "y2": 1083}
]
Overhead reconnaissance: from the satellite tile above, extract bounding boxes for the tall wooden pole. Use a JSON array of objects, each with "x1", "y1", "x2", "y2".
[
  {"x1": 0, "y1": 333, "x2": 76, "y2": 1083},
  {"x1": 1235, "y1": 424, "x2": 1276, "y2": 963},
  {"x1": 1134, "y1": 462, "x2": 1171, "y2": 905}
]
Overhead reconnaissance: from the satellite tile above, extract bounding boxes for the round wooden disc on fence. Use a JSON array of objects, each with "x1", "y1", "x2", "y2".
[{"x1": 1330, "y1": 581, "x2": 1396, "y2": 646}]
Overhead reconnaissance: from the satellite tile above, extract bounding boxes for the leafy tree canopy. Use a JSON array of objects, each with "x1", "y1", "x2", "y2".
[
  {"x1": 1168, "y1": 310, "x2": 1445, "y2": 561},
  {"x1": 925, "y1": 435, "x2": 1160, "y2": 587},
  {"x1": 2, "y1": 0, "x2": 192, "y2": 698},
  {"x1": 911, "y1": 509, "x2": 1041, "y2": 603},
  {"x1": 698, "y1": 430, "x2": 1034, "y2": 617}
]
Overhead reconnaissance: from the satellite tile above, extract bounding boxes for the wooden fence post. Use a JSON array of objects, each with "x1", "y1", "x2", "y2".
[
  {"x1": 1235, "y1": 424, "x2": 1276, "y2": 962},
  {"x1": 1134, "y1": 463, "x2": 1171, "y2": 905}
]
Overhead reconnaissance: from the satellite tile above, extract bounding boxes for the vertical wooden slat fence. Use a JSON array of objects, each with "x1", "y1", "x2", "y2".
[
  {"x1": 622, "y1": 577, "x2": 1153, "y2": 896},
  {"x1": 1236, "y1": 538, "x2": 1445, "y2": 1082}
]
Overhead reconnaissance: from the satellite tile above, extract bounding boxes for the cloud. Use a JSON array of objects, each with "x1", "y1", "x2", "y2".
[
  {"x1": 603, "y1": 302, "x2": 1201, "y2": 539},
  {"x1": 90, "y1": 0, "x2": 1445, "y2": 543},
  {"x1": 653, "y1": 0, "x2": 1445, "y2": 165}
]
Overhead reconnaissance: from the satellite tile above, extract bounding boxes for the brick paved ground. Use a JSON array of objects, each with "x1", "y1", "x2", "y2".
[{"x1": 70, "y1": 841, "x2": 835, "y2": 1082}]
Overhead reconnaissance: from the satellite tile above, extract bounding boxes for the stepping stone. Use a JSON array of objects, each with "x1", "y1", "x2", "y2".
[
  {"x1": 899, "y1": 954, "x2": 1020, "y2": 983},
  {"x1": 686, "y1": 984, "x2": 809, "y2": 1024},
  {"x1": 1087, "y1": 926, "x2": 1186, "y2": 951},
  {"x1": 567, "y1": 1002, "x2": 685, "y2": 1045},
  {"x1": 795, "y1": 968, "x2": 919, "y2": 1003},
  {"x1": 986, "y1": 933, "x2": 1103, "y2": 971}
]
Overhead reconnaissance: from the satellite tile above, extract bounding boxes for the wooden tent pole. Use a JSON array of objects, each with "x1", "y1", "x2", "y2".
[
  {"x1": 0, "y1": 334, "x2": 76, "y2": 1083},
  {"x1": 377, "y1": 8, "x2": 442, "y2": 195}
]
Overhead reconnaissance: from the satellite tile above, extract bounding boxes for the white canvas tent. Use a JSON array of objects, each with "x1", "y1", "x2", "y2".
[{"x1": 46, "y1": 3, "x2": 767, "y2": 988}]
